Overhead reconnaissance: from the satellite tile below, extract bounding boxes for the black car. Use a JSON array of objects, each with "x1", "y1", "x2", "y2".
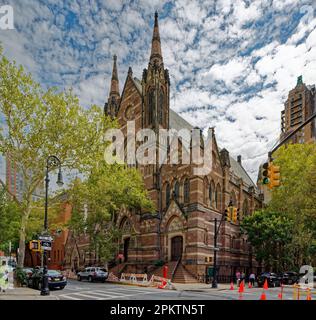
[
  {"x1": 257, "y1": 272, "x2": 281, "y2": 287},
  {"x1": 280, "y1": 272, "x2": 299, "y2": 285},
  {"x1": 29, "y1": 269, "x2": 67, "y2": 290}
]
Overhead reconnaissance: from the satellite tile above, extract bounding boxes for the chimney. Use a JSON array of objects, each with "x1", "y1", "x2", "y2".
[{"x1": 237, "y1": 155, "x2": 242, "y2": 164}]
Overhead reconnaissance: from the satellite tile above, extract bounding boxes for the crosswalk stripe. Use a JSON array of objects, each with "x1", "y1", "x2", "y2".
[
  {"x1": 107, "y1": 287, "x2": 155, "y2": 294},
  {"x1": 92, "y1": 290, "x2": 130, "y2": 296},
  {"x1": 58, "y1": 287, "x2": 165, "y2": 300},
  {"x1": 59, "y1": 294, "x2": 81, "y2": 300},
  {"x1": 64, "y1": 292, "x2": 106, "y2": 300}
]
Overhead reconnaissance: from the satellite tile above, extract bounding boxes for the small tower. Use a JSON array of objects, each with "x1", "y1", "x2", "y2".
[
  {"x1": 104, "y1": 54, "x2": 120, "y2": 118},
  {"x1": 142, "y1": 11, "x2": 170, "y2": 130}
]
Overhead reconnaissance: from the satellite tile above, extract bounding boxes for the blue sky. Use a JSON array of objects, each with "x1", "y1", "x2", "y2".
[{"x1": 0, "y1": 0, "x2": 316, "y2": 180}]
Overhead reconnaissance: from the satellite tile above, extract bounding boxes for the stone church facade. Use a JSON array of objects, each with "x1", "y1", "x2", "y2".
[
  {"x1": 102, "y1": 13, "x2": 263, "y2": 280},
  {"x1": 65, "y1": 13, "x2": 263, "y2": 281}
]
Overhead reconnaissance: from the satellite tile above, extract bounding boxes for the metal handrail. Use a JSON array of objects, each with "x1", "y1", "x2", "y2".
[{"x1": 171, "y1": 257, "x2": 181, "y2": 281}]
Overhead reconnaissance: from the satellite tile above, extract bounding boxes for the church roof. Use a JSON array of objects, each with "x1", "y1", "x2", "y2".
[
  {"x1": 124, "y1": 83, "x2": 257, "y2": 191},
  {"x1": 169, "y1": 109, "x2": 257, "y2": 190}
]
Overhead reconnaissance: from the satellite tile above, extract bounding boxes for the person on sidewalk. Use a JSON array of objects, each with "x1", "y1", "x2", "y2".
[
  {"x1": 249, "y1": 272, "x2": 256, "y2": 287},
  {"x1": 236, "y1": 271, "x2": 241, "y2": 287},
  {"x1": 0, "y1": 262, "x2": 8, "y2": 293}
]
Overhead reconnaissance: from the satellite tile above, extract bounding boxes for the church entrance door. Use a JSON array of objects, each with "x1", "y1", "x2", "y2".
[
  {"x1": 171, "y1": 236, "x2": 183, "y2": 261},
  {"x1": 124, "y1": 237, "x2": 130, "y2": 262}
]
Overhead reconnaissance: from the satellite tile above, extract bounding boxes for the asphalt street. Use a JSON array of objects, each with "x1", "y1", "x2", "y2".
[{"x1": 48, "y1": 279, "x2": 310, "y2": 300}]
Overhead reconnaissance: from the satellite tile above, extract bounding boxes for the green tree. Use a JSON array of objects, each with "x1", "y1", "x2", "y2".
[
  {"x1": 0, "y1": 189, "x2": 21, "y2": 254},
  {"x1": 67, "y1": 162, "x2": 154, "y2": 266},
  {"x1": 0, "y1": 48, "x2": 114, "y2": 267},
  {"x1": 270, "y1": 144, "x2": 316, "y2": 267},
  {"x1": 241, "y1": 210, "x2": 294, "y2": 271},
  {"x1": 242, "y1": 143, "x2": 316, "y2": 271}
]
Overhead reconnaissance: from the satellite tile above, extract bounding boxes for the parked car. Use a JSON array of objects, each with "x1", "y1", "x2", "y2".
[
  {"x1": 257, "y1": 272, "x2": 281, "y2": 287},
  {"x1": 22, "y1": 268, "x2": 34, "y2": 281},
  {"x1": 28, "y1": 268, "x2": 67, "y2": 290},
  {"x1": 279, "y1": 272, "x2": 299, "y2": 285},
  {"x1": 77, "y1": 267, "x2": 108, "y2": 282}
]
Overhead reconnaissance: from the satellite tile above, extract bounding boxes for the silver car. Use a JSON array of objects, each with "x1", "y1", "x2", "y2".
[{"x1": 77, "y1": 267, "x2": 108, "y2": 283}]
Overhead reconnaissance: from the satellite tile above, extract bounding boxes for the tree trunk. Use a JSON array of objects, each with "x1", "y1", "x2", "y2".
[{"x1": 17, "y1": 204, "x2": 31, "y2": 268}]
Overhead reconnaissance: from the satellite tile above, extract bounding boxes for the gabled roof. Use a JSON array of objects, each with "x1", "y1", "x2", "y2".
[{"x1": 169, "y1": 110, "x2": 257, "y2": 189}]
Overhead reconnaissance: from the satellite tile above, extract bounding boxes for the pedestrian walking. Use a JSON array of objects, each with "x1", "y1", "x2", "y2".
[
  {"x1": 249, "y1": 272, "x2": 256, "y2": 287},
  {"x1": 0, "y1": 262, "x2": 8, "y2": 293},
  {"x1": 236, "y1": 271, "x2": 241, "y2": 287}
]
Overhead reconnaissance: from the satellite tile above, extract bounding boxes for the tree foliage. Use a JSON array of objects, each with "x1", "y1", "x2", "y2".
[
  {"x1": 67, "y1": 162, "x2": 154, "y2": 265},
  {"x1": 241, "y1": 143, "x2": 316, "y2": 271},
  {"x1": 0, "y1": 47, "x2": 114, "y2": 266}
]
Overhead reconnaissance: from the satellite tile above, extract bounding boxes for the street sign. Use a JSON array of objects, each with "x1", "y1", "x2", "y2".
[
  {"x1": 40, "y1": 240, "x2": 52, "y2": 251},
  {"x1": 39, "y1": 235, "x2": 53, "y2": 242}
]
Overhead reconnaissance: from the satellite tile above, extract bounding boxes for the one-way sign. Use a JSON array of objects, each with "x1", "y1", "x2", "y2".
[{"x1": 40, "y1": 240, "x2": 52, "y2": 251}]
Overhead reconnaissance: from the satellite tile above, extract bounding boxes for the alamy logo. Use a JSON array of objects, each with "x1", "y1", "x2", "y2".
[
  {"x1": 104, "y1": 122, "x2": 214, "y2": 176},
  {"x1": 0, "y1": 5, "x2": 14, "y2": 30}
]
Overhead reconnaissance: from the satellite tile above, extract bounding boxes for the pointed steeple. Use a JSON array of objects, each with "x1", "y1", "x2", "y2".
[
  {"x1": 150, "y1": 11, "x2": 163, "y2": 65},
  {"x1": 110, "y1": 54, "x2": 120, "y2": 97},
  {"x1": 105, "y1": 54, "x2": 120, "y2": 118}
]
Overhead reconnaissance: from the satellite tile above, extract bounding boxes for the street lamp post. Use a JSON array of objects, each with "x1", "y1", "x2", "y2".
[
  {"x1": 40, "y1": 155, "x2": 63, "y2": 296},
  {"x1": 210, "y1": 200, "x2": 233, "y2": 288}
]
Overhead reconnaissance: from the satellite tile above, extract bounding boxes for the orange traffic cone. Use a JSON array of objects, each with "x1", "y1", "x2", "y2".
[
  {"x1": 260, "y1": 292, "x2": 267, "y2": 300},
  {"x1": 263, "y1": 279, "x2": 269, "y2": 290},
  {"x1": 248, "y1": 282, "x2": 252, "y2": 289},
  {"x1": 307, "y1": 289, "x2": 312, "y2": 300},
  {"x1": 230, "y1": 282, "x2": 234, "y2": 290},
  {"x1": 238, "y1": 280, "x2": 245, "y2": 293},
  {"x1": 278, "y1": 284, "x2": 283, "y2": 300}
]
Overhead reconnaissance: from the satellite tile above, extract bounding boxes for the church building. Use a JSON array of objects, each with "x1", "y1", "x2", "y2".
[
  {"x1": 65, "y1": 13, "x2": 263, "y2": 282},
  {"x1": 103, "y1": 13, "x2": 263, "y2": 282}
]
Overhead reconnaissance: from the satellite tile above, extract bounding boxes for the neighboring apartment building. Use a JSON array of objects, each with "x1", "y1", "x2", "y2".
[{"x1": 280, "y1": 75, "x2": 316, "y2": 144}]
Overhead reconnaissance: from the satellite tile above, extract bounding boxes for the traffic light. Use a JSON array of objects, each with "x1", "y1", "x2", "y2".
[
  {"x1": 269, "y1": 164, "x2": 280, "y2": 189},
  {"x1": 225, "y1": 208, "x2": 231, "y2": 221},
  {"x1": 262, "y1": 162, "x2": 270, "y2": 185},
  {"x1": 232, "y1": 207, "x2": 238, "y2": 223},
  {"x1": 29, "y1": 240, "x2": 41, "y2": 252}
]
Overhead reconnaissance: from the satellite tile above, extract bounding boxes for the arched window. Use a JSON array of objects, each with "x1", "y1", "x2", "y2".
[
  {"x1": 231, "y1": 191, "x2": 237, "y2": 207},
  {"x1": 215, "y1": 184, "x2": 221, "y2": 209},
  {"x1": 148, "y1": 89, "x2": 155, "y2": 125},
  {"x1": 209, "y1": 183, "x2": 212, "y2": 206},
  {"x1": 159, "y1": 89, "x2": 163, "y2": 125},
  {"x1": 166, "y1": 183, "x2": 170, "y2": 208},
  {"x1": 243, "y1": 199, "x2": 249, "y2": 217},
  {"x1": 184, "y1": 178, "x2": 190, "y2": 203},
  {"x1": 173, "y1": 181, "x2": 180, "y2": 201}
]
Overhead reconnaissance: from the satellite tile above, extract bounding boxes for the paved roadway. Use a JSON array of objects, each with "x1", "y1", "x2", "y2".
[{"x1": 50, "y1": 279, "x2": 310, "y2": 300}]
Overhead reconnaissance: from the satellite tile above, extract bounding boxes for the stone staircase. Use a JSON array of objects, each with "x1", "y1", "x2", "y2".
[
  {"x1": 172, "y1": 263, "x2": 198, "y2": 283},
  {"x1": 152, "y1": 261, "x2": 178, "y2": 279},
  {"x1": 109, "y1": 261, "x2": 198, "y2": 284}
]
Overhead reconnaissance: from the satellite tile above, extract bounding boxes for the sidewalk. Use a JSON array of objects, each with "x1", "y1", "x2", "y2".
[
  {"x1": 173, "y1": 283, "x2": 232, "y2": 291},
  {"x1": 0, "y1": 287, "x2": 59, "y2": 300}
]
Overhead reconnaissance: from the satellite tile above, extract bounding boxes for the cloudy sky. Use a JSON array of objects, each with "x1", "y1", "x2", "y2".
[{"x1": 0, "y1": 0, "x2": 316, "y2": 181}]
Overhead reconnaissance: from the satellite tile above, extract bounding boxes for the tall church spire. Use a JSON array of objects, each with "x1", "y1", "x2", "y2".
[
  {"x1": 150, "y1": 11, "x2": 163, "y2": 65},
  {"x1": 104, "y1": 54, "x2": 120, "y2": 118},
  {"x1": 110, "y1": 54, "x2": 120, "y2": 97}
]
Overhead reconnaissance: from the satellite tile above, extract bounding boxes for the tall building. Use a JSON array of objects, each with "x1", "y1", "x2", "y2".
[
  {"x1": 280, "y1": 75, "x2": 316, "y2": 144},
  {"x1": 65, "y1": 13, "x2": 263, "y2": 281}
]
